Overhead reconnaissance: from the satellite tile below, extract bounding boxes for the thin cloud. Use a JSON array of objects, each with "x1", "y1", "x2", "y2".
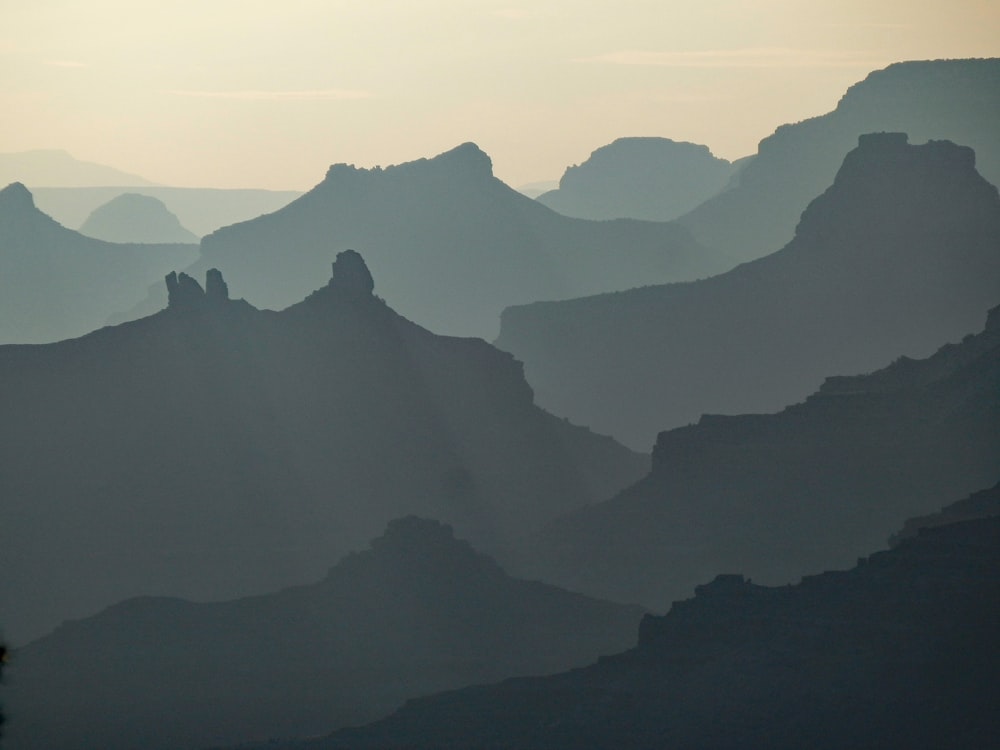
[
  {"x1": 575, "y1": 48, "x2": 886, "y2": 69},
  {"x1": 44, "y1": 60, "x2": 88, "y2": 68},
  {"x1": 491, "y1": 8, "x2": 536, "y2": 20},
  {"x1": 166, "y1": 89, "x2": 374, "y2": 101}
]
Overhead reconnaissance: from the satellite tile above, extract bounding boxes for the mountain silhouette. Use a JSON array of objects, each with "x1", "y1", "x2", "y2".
[
  {"x1": 677, "y1": 58, "x2": 1000, "y2": 263},
  {"x1": 497, "y1": 133, "x2": 1000, "y2": 449},
  {"x1": 519, "y1": 301, "x2": 1000, "y2": 609},
  {"x1": 150, "y1": 142, "x2": 727, "y2": 339},
  {"x1": 0, "y1": 183, "x2": 198, "y2": 343},
  {"x1": 32, "y1": 185, "x2": 302, "y2": 237},
  {"x1": 314, "y1": 515, "x2": 1000, "y2": 750},
  {"x1": 0, "y1": 149, "x2": 157, "y2": 187},
  {"x1": 0, "y1": 251, "x2": 646, "y2": 643},
  {"x1": 79, "y1": 192, "x2": 199, "y2": 244},
  {"x1": 537, "y1": 137, "x2": 733, "y2": 222},
  {"x1": 3, "y1": 517, "x2": 643, "y2": 750}
]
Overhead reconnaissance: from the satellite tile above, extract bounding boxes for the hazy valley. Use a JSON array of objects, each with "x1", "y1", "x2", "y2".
[{"x1": 1, "y1": 56, "x2": 998, "y2": 750}]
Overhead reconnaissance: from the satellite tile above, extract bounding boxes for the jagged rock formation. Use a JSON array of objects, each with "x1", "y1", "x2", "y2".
[
  {"x1": 537, "y1": 137, "x2": 733, "y2": 221},
  {"x1": 518, "y1": 302, "x2": 1000, "y2": 609},
  {"x1": 2, "y1": 517, "x2": 643, "y2": 750},
  {"x1": 0, "y1": 182, "x2": 198, "y2": 343},
  {"x1": 0, "y1": 252, "x2": 647, "y2": 643},
  {"x1": 308, "y1": 516, "x2": 1000, "y2": 750},
  {"x1": 140, "y1": 142, "x2": 727, "y2": 339},
  {"x1": 79, "y1": 192, "x2": 199, "y2": 243},
  {"x1": 496, "y1": 134, "x2": 1000, "y2": 450},
  {"x1": 677, "y1": 58, "x2": 1000, "y2": 263}
]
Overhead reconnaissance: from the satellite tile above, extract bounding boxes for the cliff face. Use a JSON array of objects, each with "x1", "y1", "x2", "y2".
[
  {"x1": 516, "y1": 300, "x2": 1000, "y2": 609},
  {"x1": 174, "y1": 142, "x2": 723, "y2": 339},
  {"x1": 314, "y1": 515, "x2": 1000, "y2": 750},
  {"x1": 0, "y1": 182, "x2": 197, "y2": 343},
  {"x1": 0, "y1": 252, "x2": 646, "y2": 643},
  {"x1": 678, "y1": 58, "x2": 1000, "y2": 262},
  {"x1": 4, "y1": 517, "x2": 643, "y2": 750},
  {"x1": 497, "y1": 134, "x2": 1000, "y2": 451}
]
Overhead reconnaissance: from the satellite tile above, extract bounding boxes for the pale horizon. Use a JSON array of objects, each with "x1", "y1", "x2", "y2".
[{"x1": 2, "y1": 1, "x2": 998, "y2": 190}]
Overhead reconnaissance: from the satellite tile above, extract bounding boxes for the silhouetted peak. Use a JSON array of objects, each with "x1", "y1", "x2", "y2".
[
  {"x1": 843, "y1": 131, "x2": 976, "y2": 175},
  {"x1": 0, "y1": 181, "x2": 36, "y2": 211},
  {"x1": 373, "y1": 516, "x2": 459, "y2": 553},
  {"x1": 432, "y1": 141, "x2": 493, "y2": 173},
  {"x1": 328, "y1": 249, "x2": 374, "y2": 298},
  {"x1": 986, "y1": 305, "x2": 1000, "y2": 333},
  {"x1": 166, "y1": 268, "x2": 230, "y2": 309},
  {"x1": 322, "y1": 142, "x2": 494, "y2": 186}
]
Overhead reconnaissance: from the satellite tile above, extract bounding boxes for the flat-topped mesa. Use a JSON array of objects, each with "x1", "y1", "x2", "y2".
[
  {"x1": 327, "y1": 249, "x2": 374, "y2": 299},
  {"x1": 165, "y1": 268, "x2": 229, "y2": 310}
]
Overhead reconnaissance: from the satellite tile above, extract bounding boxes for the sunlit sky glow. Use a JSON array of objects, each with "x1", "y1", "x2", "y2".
[{"x1": 2, "y1": 1, "x2": 998, "y2": 189}]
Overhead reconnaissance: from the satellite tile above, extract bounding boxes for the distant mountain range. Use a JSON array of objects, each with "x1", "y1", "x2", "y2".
[
  {"x1": 79, "y1": 192, "x2": 198, "y2": 244},
  {"x1": 3, "y1": 517, "x2": 643, "y2": 750},
  {"x1": 0, "y1": 251, "x2": 646, "y2": 643},
  {"x1": 677, "y1": 58, "x2": 1000, "y2": 263},
  {"x1": 163, "y1": 142, "x2": 728, "y2": 339},
  {"x1": 519, "y1": 299, "x2": 1000, "y2": 609},
  {"x1": 0, "y1": 149, "x2": 157, "y2": 188},
  {"x1": 313, "y1": 512, "x2": 1000, "y2": 750},
  {"x1": 32, "y1": 185, "x2": 302, "y2": 238},
  {"x1": 497, "y1": 133, "x2": 1000, "y2": 449},
  {"x1": 0, "y1": 183, "x2": 198, "y2": 343},
  {"x1": 536, "y1": 137, "x2": 734, "y2": 222}
]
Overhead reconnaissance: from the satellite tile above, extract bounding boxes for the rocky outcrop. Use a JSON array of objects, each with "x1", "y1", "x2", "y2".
[
  {"x1": 327, "y1": 249, "x2": 374, "y2": 299},
  {"x1": 165, "y1": 269, "x2": 230, "y2": 309}
]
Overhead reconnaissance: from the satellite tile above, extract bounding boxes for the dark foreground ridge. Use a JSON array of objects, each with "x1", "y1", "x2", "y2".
[
  {"x1": 3, "y1": 517, "x2": 642, "y2": 750},
  {"x1": 306, "y1": 512, "x2": 1000, "y2": 750}
]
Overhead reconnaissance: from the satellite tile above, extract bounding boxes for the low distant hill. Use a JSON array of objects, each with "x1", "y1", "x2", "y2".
[
  {"x1": 32, "y1": 185, "x2": 302, "y2": 238},
  {"x1": 521, "y1": 302, "x2": 1000, "y2": 609},
  {"x1": 497, "y1": 134, "x2": 1000, "y2": 450},
  {"x1": 177, "y1": 142, "x2": 727, "y2": 339},
  {"x1": 0, "y1": 251, "x2": 646, "y2": 643},
  {"x1": 79, "y1": 193, "x2": 198, "y2": 244},
  {"x1": 315, "y1": 515, "x2": 1000, "y2": 750},
  {"x1": 677, "y1": 58, "x2": 1000, "y2": 263},
  {"x1": 537, "y1": 137, "x2": 733, "y2": 222},
  {"x1": 3, "y1": 517, "x2": 643, "y2": 750},
  {"x1": 0, "y1": 149, "x2": 156, "y2": 187},
  {"x1": 0, "y1": 183, "x2": 198, "y2": 343}
]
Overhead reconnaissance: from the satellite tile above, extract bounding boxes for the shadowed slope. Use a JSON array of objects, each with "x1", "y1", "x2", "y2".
[
  {"x1": 3, "y1": 517, "x2": 643, "y2": 750},
  {"x1": 0, "y1": 252, "x2": 646, "y2": 643}
]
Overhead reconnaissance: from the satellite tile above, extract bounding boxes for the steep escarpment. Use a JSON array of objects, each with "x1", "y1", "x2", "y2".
[
  {"x1": 497, "y1": 134, "x2": 1000, "y2": 450},
  {"x1": 520, "y1": 301, "x2": 1000, "y2": 609},
  {"x1": 313, "y1": 515, "x2": 1000, "y2": 750}
]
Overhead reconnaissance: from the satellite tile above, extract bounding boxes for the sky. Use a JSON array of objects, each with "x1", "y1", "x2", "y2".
[{"x1": 2, "y1": 1, "x2": 998, "y2": 190}]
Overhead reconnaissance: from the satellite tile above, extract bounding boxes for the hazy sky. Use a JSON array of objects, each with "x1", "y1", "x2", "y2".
[{"x1": 2, "y1": 1, "x2": 998, "y2": 189}]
